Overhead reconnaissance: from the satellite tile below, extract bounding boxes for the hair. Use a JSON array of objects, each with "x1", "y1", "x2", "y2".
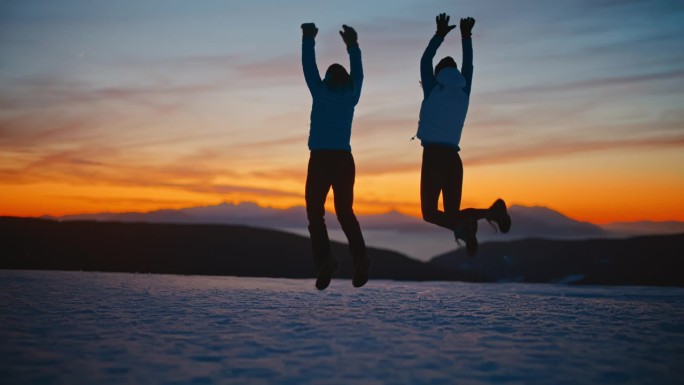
[
  {"x1": 435, "y1": 56, "x2": 457, "y2": 76},
  {"x1": 324, "y1": 63, "x2": 351, "y2": 90}
]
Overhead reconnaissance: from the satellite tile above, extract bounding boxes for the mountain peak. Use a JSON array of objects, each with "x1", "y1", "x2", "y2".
[{"x1": 51, "y1": 202, "x2": 682, "y2": 261}]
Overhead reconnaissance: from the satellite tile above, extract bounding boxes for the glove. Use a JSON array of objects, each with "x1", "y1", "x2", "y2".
[
  {"x1": 460, "y1": 17, "x2": 475, "y2": 39},
  {"x1": 435, "y1": 13, "x2": 456, "y2": 38},
  {"x1": 301, "y1": 23, "x2": 318, "y2": 39},
  {"x1": 339, "y1": 24, "x2": 358, "y2": 46}
]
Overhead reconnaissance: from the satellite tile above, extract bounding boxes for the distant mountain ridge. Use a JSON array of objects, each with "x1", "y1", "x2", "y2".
[
  {"x1": 600, "y1": 221, "x2": 684, "y2": 236},
  {"x1": 45, "y1": 202, "x2": 684, "y2": 261},
  {"x1": 52, "y1": 201, "x2": 645, "y2": 237},
  {"x1": 54, "y1": 202, "x2": 433, "y2": 232}
]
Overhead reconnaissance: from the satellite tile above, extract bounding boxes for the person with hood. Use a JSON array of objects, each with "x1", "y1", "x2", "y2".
[
  {"x1": 301, "y1": 22, "x2": 371, "y2": 290},
  {"x1": 416, "y1": 13, "x2": 511, "y2": 255}
]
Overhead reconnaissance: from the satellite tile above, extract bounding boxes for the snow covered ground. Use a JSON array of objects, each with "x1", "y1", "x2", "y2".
[{"x1": 1, "y1": 270, "x2": 683, "y2": 385}]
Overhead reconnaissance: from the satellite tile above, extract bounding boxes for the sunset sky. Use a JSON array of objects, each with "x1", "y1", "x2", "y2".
[{"x1": 1, "y1": 0, "x2": 683, "y2": 223}]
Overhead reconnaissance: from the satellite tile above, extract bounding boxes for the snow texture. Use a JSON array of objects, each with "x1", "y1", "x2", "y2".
[{"x1": 1, "y1": 270, "x2": 683, "y2": 385}]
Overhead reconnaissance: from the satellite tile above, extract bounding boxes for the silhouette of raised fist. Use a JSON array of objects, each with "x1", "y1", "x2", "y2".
[
  {"x1": 339, "y1": 25, "x2": 358, "y2": 46},
  {"x1": 460, "y1": 17, "x2": 475, "y2": 38},
  {"x1": 435, "y1": 13, "x2": 456, "y2": 38},
  {"x1": 301, "y1": 23, "x2": 318, "y2": 38}
]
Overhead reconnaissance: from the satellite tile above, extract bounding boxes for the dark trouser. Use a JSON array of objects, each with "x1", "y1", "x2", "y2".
[
  {"x1": 306, "y1": 150, "x2": 366, "y2": 269},
  {"x1": 420, "y1": 145, "x2": 488, "y2": 232}
]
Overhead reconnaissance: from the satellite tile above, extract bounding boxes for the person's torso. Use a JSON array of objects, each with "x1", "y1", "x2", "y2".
[
  {"x1": 308, "y1": 86, "x2": 359, "y2": 151},
  {"x1": 417, "y1": 67, "x2": 470, "y2": 148}
]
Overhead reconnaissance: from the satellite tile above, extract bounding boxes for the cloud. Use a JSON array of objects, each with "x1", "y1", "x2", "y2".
[
  {"x1": 227, "y1": 135, "x2": 307, "y2": 151},
  {"x1": 52, "y1": 195, "x2": 201, "y2": 207},
  {"x1": 0, "y1": 115, "x2": 92, "y2": 148},
  {"x1": 466, "y1": 135, "x2": 684, "y2": 166},
  {"x1": 481, "y1": 70, "x2": 684, "y2": 98},
  {"x1": 248, "y1": 167, "x2": 306, "y2": 181},
  {"x1": 0, "y1": 137, "x2": 306, "y2": 204},
  {"x1": 2, "y1": 75, "x2": 224, "y2": 112},
  {"x1": 175, "y1": 183, "x2": 300, "y2": 198},
  {"x1": 355, "y1": 132, "x2": 684, "y2": 174},
  {"x1": 140, "y1": 54, "x2": 242, "y2": 72},
  {"x1": 233, "y1": 53, "x2": 302, "y2": 84}
]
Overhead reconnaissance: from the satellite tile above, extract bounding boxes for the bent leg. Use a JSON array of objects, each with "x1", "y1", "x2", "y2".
[
  {"x1": 441, "y1": 152, "x2": 487, "y2": 222},
  {"x1": 441, "y1": 152, "x2": 489, "y2": 227}
]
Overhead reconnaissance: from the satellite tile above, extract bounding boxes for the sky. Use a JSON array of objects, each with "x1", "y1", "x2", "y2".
[{"x1": 1, "y1": 0, "x2": 683, "y2": 223}]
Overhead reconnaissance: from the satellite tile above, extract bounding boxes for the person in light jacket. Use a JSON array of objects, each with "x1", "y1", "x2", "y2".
[
  {"x1": 301, "y1": 22, "x2": 371, "y2": 290},
  {"x1": 416, "y1": 13, "x2": 511, "y2": 255}
]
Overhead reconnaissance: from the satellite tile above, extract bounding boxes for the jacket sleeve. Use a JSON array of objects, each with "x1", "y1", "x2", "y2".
[
  {"x1": 302, "y1": 37, "x2": 321, "y2": 96},
  {"x1": 348, "y1": 43, "x2": 363, "y2": 102},
  {"x1": 420, "y1": 34, "x2": 443, "y2": 99},
  {"x1": 461, "y1": 37, "x2": 473, "y2": 96}
]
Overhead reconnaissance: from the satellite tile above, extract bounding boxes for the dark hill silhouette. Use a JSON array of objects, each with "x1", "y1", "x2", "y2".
[
  {"x1": 430, "y1": 235, "x2": 684, "y2": 287},
  {"x1": 46, "y1": 202, "x2": 619, "y2": 261},
  {"x1": 0, "y1": 217, "x2": 478, "y2": 282},
  {"x1": 3, "y1": 217, "x2": 682, "y2": 287}
]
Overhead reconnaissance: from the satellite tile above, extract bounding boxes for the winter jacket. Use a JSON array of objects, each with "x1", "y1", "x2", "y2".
[
  {"x1": 416, "y1": 35, "x2": 473, "y2": 150},
  {"x1": 302, "y1": 37, "x2": 363, "y2": 151}
]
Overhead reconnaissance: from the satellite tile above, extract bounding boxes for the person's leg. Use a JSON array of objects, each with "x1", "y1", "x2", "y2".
[
  {"x1": 305, "y1": 152, "x2": 333, "y2": 273},
  {"x1": 421, "y1": 146, "x2": 460, "y2": 230},
  {"x1": 442, "y1": 151, "x2": 488, "y2": 221},
  {"x1": 434, "y1": 148, "x2": 484, "y2": 256},
  {"x1": 486, "y1": 199, "x2": 512, "y2": 233},
  {"x1": 441, "y1": 150, "x2": 464, "y2": 220},
  {"x1": 331, "y1": 151, "x2": 370, "y2": 287},
  {"x1": 331, "y1": 151, "x2": 367, "y2": 264}
]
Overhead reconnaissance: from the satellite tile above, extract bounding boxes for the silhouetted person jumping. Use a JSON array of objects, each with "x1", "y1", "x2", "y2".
[
  {"x1": 301, "y1": 22, "x2": 371, "y2": 290},
  {"x1": 416, "y1": 13, "x2": 511, "y2": 255}
]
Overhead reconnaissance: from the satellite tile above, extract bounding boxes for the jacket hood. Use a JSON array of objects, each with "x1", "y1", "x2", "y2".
[
  {"x1": 323, "y1": 64, "x2": 351, "y2": 90},
  {"x1": 436, "y1": 67, "x2": 466, "y2": 89}
]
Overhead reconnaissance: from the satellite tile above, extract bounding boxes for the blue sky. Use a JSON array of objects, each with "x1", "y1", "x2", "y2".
[{"x1": 1, "y1": 0, "x2": 683, "y2": 221}]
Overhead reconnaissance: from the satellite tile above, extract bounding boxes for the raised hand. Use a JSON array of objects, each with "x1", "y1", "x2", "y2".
[
  {"x1": 339, "y1": 24, "x2": 358, "y2": 46},
  {"x1": 301, "y1": 23, "x2": 318, "y2": 38},
  {"x1": 460, "y1": 17, "x2": 476, "y2": 38},
  {"x1": 435, "y1": 13, "x2": 456, "y2": 38}
]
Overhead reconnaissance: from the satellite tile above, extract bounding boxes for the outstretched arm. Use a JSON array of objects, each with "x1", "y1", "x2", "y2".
[
  {"x1": 460, "y1": 17, "x2": 475, "y2": 96},
  {"x1": 301, "y1": 23, "x2": 321, "y2": 96},
  {"x1": 421, "y1": 14, "x2": 455, "y2": 98},
  {"x1": 340, "y1": 25, "x2": 363, "y2": 96}
]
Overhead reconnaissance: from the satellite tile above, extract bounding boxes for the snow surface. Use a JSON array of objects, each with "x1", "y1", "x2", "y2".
[{"x1": 1, "y1": 270, "x2": 683, "y2": 385}]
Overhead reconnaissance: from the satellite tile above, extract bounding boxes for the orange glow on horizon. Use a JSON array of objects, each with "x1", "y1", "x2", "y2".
[
  {"x1": 2, "y1": 176, "x2": 683, "y2": 224},
  {"x1": 2, "y1": 144, "x2": 683, "y2": 223}
]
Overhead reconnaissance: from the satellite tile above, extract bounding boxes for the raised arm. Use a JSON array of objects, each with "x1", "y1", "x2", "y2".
[
  {"x1": 421, "y1": 14, "x2": 455, "y2": 98},
  {"x1": 420, "y1": 36, "x2": 441, "y2": 99},
  {"x1": 460, "y1": 17, "x2": 475, "y2": 96},
  {"x1": 301, "y1": 23, "x2": 321, "y2": 96},
  {"x1": 340, "y1": 25, "x2": 363, "y2": 96}
]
